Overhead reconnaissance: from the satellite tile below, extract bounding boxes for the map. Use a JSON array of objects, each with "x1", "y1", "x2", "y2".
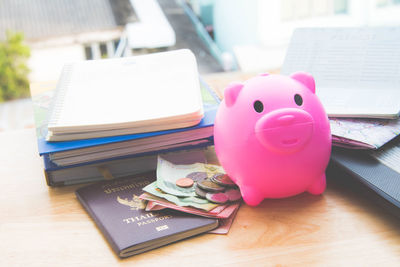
[{"x1": 330, "y1": 117, "x2": 400, "y2": 149}]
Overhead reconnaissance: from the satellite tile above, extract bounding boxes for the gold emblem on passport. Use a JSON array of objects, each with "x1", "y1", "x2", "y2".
[{"x1": 117, "y1": 194, "x2": 146, "y2": 210}]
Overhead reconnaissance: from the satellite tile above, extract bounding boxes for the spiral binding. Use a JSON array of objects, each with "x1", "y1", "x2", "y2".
[{"x1": 47, "y1": 64, "x2": 74, "y2": 128}]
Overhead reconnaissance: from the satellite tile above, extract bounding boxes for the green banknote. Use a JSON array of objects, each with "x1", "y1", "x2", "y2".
[
  {"x1": 142, "y1": 182, "x2": 218, "y2": 211},
  {"x1": 156, "y1": 156, "x2": 225, "y2": 197}
]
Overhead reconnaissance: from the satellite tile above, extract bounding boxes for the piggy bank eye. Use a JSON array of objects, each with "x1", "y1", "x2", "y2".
[
  {"x1": 294, "y1": 94, "x2": 303, "y2": 106},
  {"x1": 253, "y1": 100, "x2": 264, "y2": 113}
]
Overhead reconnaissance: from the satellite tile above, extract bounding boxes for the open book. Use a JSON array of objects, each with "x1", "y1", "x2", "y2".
[
  {"x1": 47, "y1": 49, "x2": 204, "y2": 141},
  {"x1": 281, "y1": 27, "x2": 400, "y2": 119}
]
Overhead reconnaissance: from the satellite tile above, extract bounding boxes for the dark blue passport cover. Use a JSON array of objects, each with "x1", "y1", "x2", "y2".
[{"x1": 75, "y1": 172, "x2": 218, "y2": 258}]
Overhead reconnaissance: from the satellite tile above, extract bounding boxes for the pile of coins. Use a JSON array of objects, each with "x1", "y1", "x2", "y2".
[{"x1": 176, "y1": 172, "x2": 241, "y2": 204}]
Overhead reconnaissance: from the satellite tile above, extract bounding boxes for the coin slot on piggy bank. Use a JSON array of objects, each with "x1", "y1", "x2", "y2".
[{"x1": 213, "y1": 72, "x2": 332, "y2": 206}]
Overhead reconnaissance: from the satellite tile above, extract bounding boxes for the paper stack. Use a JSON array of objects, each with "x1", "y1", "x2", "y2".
[{"x1": 31, "y1": 49, "x2": 220, "y2": 186}]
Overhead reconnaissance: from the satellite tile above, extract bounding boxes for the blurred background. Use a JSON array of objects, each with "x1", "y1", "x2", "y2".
[{"x1": 1, "y1": 0, "x2": 400, "y2": 131}]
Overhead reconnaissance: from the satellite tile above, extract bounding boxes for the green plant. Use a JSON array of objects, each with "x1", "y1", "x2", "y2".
[{"x1": 0, "y1": 31, "x2": 31, "y2": 102}]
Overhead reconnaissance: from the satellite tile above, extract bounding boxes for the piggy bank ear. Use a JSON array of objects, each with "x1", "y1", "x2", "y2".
[
  {"x1": 291, "y1": 72, "x2": 315, "y2": 94},
  {"x1": 224, "y1": 82, "x2": 244, "y2": 107},
  {"x1": 258, "y1": 73, "x2": 269, "y2": 77}
]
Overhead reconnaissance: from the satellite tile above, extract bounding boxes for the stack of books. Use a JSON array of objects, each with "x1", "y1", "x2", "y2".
[
  {"x1": 31, "y1": 49, "x2": 220, "y2": 186},
  {"x1": 31, "y1": 49, "x2": 235, "y2": 258}
]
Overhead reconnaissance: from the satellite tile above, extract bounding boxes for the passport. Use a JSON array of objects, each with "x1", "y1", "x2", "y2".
[{"x1": 75, "y1": 172, "x2": 218, "y2": 258}]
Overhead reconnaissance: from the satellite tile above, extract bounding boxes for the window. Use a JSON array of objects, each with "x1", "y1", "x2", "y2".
[
  {"x1": 99, "y1": 43, "x2": 108, "y2": 58},
  {"x1": 334, "y1": 0, "x2": 349, "y2": 14},
  {"x1": 376, "y1": 0, "x2": 400, "y2": 7},
  {"x1": 84, "y1": 45, "x2": 93, "y2": 60},
  {"x1": 281, "y1": 0, "x2": 349, "y2": 21},
  {"x1": 84, "y1": 40, "x2": 120, "y2": 60}
]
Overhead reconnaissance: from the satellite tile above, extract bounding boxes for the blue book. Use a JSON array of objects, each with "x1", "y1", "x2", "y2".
[{"x1": 43, "y1": 145, "x2": 212, "y2": 186}]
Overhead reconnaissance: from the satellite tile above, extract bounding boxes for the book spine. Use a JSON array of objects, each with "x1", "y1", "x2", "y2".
[
  {"x1": 47, "y1": 64, "x2": 73, "y2": 129},
  {"x1": 49, "y1": 139, "x2": 214, "y2": 169},
  {"x1": 44, "y1": 169, "x2": 53, "y2": 186}
]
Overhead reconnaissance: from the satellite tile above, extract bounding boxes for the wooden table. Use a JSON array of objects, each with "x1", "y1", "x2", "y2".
[{"x1": 1, "y1": 128, "x2": 400, "y2": 266}]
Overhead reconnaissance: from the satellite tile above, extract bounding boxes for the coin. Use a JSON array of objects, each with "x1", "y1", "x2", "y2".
[
  {"x1": 186, "y1": 171, "x2": 208, "y2": 182},
  {"x1": 211, "y1": 173, "x2": 236, "y2": 187},
  {"x1": 197, "y1": 179, "x2": 225, "y2": 192},
  {"x1": 194, "y1": 183, "x2": 207, "y2": 199},
  {"x1": 175, "y1": 177, "x2": 194, "y2": 188},
  {"x1": 206, "y1": 192, "x2": 228, "y2": 204},
  {"x1": 224, "y1": 188, "x2": 242, "y2": 202}
]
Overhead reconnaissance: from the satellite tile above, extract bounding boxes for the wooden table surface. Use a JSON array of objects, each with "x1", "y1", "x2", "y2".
[{"x1": 1, "y1": 129, "x2": 400, "y2": 266}]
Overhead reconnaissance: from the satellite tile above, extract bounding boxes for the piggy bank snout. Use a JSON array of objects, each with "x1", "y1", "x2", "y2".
[{"x1": 255, "y1": 108, "x2": 314, "y2": 153}]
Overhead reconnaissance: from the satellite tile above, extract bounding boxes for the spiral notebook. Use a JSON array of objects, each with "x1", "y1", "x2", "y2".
[{"x1": 46, "y1": 49, "x2": 204, "y2": 141}]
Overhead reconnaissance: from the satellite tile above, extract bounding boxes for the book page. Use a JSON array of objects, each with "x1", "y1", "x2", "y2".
[
  {"x1": 281, "y1": 27, "x2": 400, "y2": 115},
  {"x1": 282, "y1": 27, "x2": 400, "y2": 90}
]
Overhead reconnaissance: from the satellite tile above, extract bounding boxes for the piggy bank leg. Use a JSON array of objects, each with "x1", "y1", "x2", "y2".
[
  {"x1": 307, "y1": 173, "x2": 326, "y2": 195},
  {"x1": 240, "y1": 186, "x2": 264, "y2": 206}
]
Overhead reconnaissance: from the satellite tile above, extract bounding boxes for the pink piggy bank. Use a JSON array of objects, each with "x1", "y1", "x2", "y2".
[{"x1": 214, "y1": 72, "x2": 331, "y2": 206}]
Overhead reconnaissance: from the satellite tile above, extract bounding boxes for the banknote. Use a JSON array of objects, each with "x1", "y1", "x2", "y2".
[
  {"x1": 156, "y1": 156, "x2": 225, "y2": 197},
  {"x1": 144, "y1": 200, "x2": 166, "y2": 211},
  {"x1": 208, "y1": 204, "x2": 240, "y2": 235},
  {"x1": 142, "y1": 181, "x2": 218, "y2": 211},
  {"x1": 142, "y1": 194, "x2": 241, "y2": 234},
  {"x1": 140, "y1": 192, "x2": 239, "y2": 219}
]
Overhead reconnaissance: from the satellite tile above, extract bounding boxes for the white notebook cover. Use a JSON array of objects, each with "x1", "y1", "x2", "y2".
[{"x1": 47, "y1": 49, "x2": 203, "y2": 140}]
